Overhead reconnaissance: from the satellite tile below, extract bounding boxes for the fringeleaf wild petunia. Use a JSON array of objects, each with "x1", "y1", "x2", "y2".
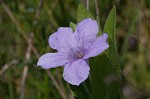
[{"x1": 37, "y1": 18, "x2": 109, "y2": 86}]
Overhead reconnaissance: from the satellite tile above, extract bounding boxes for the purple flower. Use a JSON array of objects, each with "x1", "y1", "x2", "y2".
[{"x1": 37, "y1": 18, "x2": 109, "y2": 86}]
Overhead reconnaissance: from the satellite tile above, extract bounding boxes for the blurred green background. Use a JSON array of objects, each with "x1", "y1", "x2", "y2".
[{"x1": 0, "y1": 0, "x2": 150, "y2": 99}]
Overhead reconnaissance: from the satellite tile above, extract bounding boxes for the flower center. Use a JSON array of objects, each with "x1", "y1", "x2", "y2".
[{"x1": 75, "y1": 52, "x2": 84, "y2": 58}]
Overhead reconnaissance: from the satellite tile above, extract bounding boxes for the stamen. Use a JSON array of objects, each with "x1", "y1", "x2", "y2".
[{"x1": 76, "y1": 52, "x2": 84, "y2": 58}]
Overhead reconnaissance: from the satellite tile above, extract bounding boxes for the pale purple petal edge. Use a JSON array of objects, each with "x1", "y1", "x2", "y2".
[{"x1": 37, "y1": 53, "x2": 68, "y2": 69}]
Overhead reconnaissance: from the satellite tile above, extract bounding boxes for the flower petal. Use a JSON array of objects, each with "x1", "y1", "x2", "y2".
[
  {"x1": 48, "y1": 32, "x2": 57, "y2": 49},
  {"x1": 84, "y1": 33, "x2": 109, "y2": 59},
  {"x1": 37, "y1": 53, "x2": 69, "y2": 69},
  {"x1": 48, "y1": 27, "x2": 77, "y2": 53},
  {"x1": 75, "y1": 18, "x2": 99, "y2": 49},
  {"x1": 63, "y1": 59, "x2": 90, "y2": 86}
]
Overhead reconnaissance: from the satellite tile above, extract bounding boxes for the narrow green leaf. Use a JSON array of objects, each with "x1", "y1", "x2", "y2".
[
  {"x1": 103, "y1": 5, "x2": 120, "y2": 74},
  {"x1": 103, "y1": 6, "x2": 116, "y2": 42},
  {"x1": 90, "y1": 6, "x2": 121, "y2": 99},
  {"x1": 104, "y1": 5, "x2": 120, "y2": 74},
  {"x1": 77, "y1": 4, "x2": 94, "y2": 22}
]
